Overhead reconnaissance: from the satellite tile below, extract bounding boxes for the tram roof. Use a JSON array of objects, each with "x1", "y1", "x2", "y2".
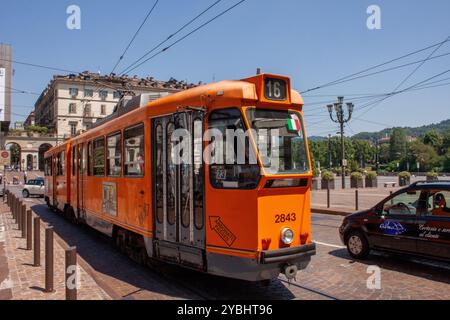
[{"x1": 45, "y1": 74, "x2": 304, "y2": 157}]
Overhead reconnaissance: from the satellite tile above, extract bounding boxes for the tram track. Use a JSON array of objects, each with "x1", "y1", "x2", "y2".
[{"x1": 278, "y1": 279, "x2": 341, "y2": 300}]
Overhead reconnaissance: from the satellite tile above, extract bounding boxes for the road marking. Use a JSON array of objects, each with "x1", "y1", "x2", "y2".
[
  {"x1": 313, "y1": 241, "x2": 346, "y2": 249},
  {"x1": 0, "y1": 224, "x2": 5, "y2": 243},
  {"x1": 0, "y1": 276, "x2": 12, "y2": 290}
]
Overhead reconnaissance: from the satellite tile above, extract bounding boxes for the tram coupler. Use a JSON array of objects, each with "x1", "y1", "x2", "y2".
[{"x1": 282, "y1": 264, "x2": 298, "y2": 280}]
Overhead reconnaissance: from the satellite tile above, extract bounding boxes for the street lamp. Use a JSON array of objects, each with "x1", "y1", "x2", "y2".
[{"x1": 327, "y1": 97, "x2": 354, "y2": 189}]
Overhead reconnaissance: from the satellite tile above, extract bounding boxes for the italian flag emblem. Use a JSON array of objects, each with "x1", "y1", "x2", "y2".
[{"x1": 287, "y1": 115, "x2": 301, "y2": 132}]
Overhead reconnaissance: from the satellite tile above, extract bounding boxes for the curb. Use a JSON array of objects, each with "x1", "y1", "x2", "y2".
[{"x1": 311, "y1": 207, "x2": 351, "y2": 216}]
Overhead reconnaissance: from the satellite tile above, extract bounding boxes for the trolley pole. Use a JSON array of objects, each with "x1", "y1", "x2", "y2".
[{"x1": 327, "y1": 97, "x2": 353, "y2": 189}]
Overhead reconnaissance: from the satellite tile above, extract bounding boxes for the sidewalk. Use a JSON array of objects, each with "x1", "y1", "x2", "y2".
[
  {"x1": 311, "y1": 186, "x2": 401, "y2": 216},
  {"x1": 0, "y1": 200, "x2": 110, "y2": 300}
]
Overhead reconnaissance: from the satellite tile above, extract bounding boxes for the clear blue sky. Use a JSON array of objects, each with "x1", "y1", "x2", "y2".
[{"x1": 1, "y1": 0, "x2": 449, "y2": 136}]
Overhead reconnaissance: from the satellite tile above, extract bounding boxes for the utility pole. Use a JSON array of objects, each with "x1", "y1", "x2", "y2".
[{"x1": 327, "y1": 97, "x2": 354, "y2": 189}]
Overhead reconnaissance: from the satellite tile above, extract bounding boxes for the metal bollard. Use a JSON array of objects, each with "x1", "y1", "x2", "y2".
[
  {"x1": 17, "y1": 201, "x2": 21, "y2": 230},
  {"x1": 11, "y1": 196, "x2": 14, "y2": 219},
  {"x1": 26, "y1": 210, "x2": 32, "y2": 250},
  {"x1": 34, "y1": 217, "x2": 41, "y2": 267},
  {"x1": 327, "y1": 186, "x2": 331, "y2": 208},
  {"x1": 45, "y1": 226, "x2": 54, "y2": 292},
  {"x1": 65, "y1": 247, "x2": 78, "y2": 300},
  {"x1": 355, "y1": 189, "x2": 359, "y2": 211},
  {"x1": 21, "y1": 205, "x2": 27, "y2": 238},
  {"x1": 12, "y1": 196, "x2": 16, "y2": 220}
]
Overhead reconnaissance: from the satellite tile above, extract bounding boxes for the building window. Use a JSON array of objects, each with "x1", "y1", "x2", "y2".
[
  {"x1": 101, "y1": 104, "x2": 107, "y2": 115},
  {"x1": 84, "y1": 89, "x2": 93, "y2": 97},
  {"x1": 99, "y1": 90, "x2": 108, "y2": 101},
  {"x1": 69, "y1": 103, "x2": 77, "y2": 114},
  {"x1": 113, "y1": 91, "x2": 121, "y2": 99},
  {"x1": 69, "y1": 88, "x2": 79, "y2": 97},
  {"x1": 69, "y1": 122, "x2": 78, "y2": 136},
  {"x1": 84, "y1": 104, "x2": 92, "y2": 117},
  {"x1": 124, "y1": 123, "x2": 144, "y2": 176},
  {"x1": 107, "y1": 132, "x2": 122, "y2": 177},
  {"x1": 93, "y1": 137, "x2": 105, "y2": 176}
]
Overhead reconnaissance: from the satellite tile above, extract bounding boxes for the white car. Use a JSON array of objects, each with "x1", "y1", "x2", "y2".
[{"x1": 22, "y1": 179, "x2": 45, "y2": 198}]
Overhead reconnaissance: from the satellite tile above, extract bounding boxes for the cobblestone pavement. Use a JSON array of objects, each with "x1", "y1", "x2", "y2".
[
  {"x1": 4, "y1": 186, "x2": 450, "y2": 300},
  {"x1": 0, "y1": 201, "x2": 110, "y2": 300}
]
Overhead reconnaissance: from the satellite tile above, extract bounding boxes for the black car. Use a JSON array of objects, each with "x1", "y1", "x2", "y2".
[{"x1": 339, "y1": 181, "x2": 450, "y2": 262}]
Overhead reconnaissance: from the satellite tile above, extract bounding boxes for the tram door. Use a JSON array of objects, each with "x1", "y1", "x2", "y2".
[
  {"x1": 52, "y1": 156, "x2": 57, "y2": 207},
  {"x1": 76, "y1": 144, "x2": 86, "y2": 221},
  {"x1": 152, "y1": 111, "x2": 206, "y2": 267}
]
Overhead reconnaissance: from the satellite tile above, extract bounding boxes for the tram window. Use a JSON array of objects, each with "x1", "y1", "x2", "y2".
[
  {"x1": 93, "y1": 137, "x2": 105, "y2": 176},
  {"x1": 208, "y1": 108, "x2": 260, "y2": 190},
  {"x1": 87, "y1": 142, "x2": 92, "y2": 176},
  {"x1": 77, "y1": 145, "x2": 83, "y2": 175},
  {"x1": 193, "y1": 119, "x2": 204, "y2": 230},
  {"x1": 44, "y1": 158, "x2": 52, "y2": 176},
  {"x1": 155, "y1": 123, "x2": 164, "y2": 224},
  {"x1": 72, "y1": 146, "x2": 76, "y2": 176},
  {"x1": 81, "y1": 144, "x2": 86, "y2": 175},
  {"x1": 107, "y1": 132, "x2": 122, "y2": 177},
  {"x1": 166, "y1": 122, "x2": 176, "y2": 226},
  {"x1": 124, "y1": 124, "x2": 144, "y2": 177},
  {"x1": 60, "y1": 151, "x2": 66, "y2": 176}
]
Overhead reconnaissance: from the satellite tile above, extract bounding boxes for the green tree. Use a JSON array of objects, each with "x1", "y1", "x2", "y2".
[
  {"x1": 410, "y1": 142, "x2": 439, "y2": 172},
  {"x1": 9, "y1": 144, "x2": 20, "y2": 167},
  {"x1": 444, "y1": 148, "x2": 450, "y2": 172},
  {"x1": 423, "y1": 130, "x2": 443, "y2": 154},
  {"x1": 389, "y1": 128, "x2": 407, "y2": 161}
]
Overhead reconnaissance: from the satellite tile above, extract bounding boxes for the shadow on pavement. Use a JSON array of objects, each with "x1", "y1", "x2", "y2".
[{"x1": 329, "y1": 248, "x2": 450, "y2": 285}]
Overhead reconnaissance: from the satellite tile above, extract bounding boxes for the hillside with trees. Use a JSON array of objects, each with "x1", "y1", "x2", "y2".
[{"x1": 352, "y1": 119, "x2": 450, "y2": 140}]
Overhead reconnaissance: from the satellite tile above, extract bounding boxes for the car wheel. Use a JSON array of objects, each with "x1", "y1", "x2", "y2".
[
  {"x1": 22, "y1": 189, "x2": 30, "y2": 198},
  {"x1": 346, "y1": 230, "x2": 370, "y2": 259}
]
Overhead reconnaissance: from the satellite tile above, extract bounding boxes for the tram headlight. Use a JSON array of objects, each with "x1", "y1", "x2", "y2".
[{"x1": 281, "y1": 228, "x2": 294, "y2": 245}]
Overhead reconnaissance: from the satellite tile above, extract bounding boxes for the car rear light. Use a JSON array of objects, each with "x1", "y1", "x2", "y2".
[
  {"x1": 262, "y1": 238, "x2": 272, "y2": 250},
  {"x1": 300, "y1": 233, "x2": 309, "y2": 244}
]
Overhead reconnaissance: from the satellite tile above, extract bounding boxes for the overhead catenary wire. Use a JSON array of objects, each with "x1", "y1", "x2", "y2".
[
  {"x1": 301, "y1": 51, "x2": 450, "y2": 94},
  {"x1": 120, "y1": 0, "x2": 224, "y2": 76},
  {"x1": 110, "y1": 0, "x2": 160, "y2": 74},
  {"x1": 0, "y1": 58, "x2": 80, "y2": 74},
  {"x1": 122, "y1": 0, "x2": 248, "y2": 75},
  {"x1": 300, "y1": 36, "x2": 450, "y2": 94},
  {"x1": 356, "y1": 36, "x2": 450, "y2": 118}
]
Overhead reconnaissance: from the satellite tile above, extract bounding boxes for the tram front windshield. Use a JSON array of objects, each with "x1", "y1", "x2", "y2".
[{"x1": 246, "y1": 108, "x2": 310, "y2": 175}]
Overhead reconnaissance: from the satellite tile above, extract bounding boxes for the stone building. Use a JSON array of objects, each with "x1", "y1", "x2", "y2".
[
  {"x1": 0, "y1": 44, "x2": 13, "y2": 148},
  {"x1": 33, "y1": 72, "x2": 196, "y2": 142}
]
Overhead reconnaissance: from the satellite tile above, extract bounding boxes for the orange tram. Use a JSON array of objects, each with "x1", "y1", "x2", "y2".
[{"x1": 44, "y1": 73, "x2": 316, "y2": 281}]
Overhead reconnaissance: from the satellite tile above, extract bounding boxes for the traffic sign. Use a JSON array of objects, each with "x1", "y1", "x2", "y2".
[{"x1": 0, "y1": 150, "x2": 11, "y2": 166}]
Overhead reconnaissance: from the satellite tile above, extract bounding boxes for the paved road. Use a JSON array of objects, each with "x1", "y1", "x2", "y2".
[{"x1": 7, "y1": 186, "x2": 450, "y2": 300}]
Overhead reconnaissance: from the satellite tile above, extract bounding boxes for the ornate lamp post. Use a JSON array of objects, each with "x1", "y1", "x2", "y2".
[{"x1": 327, "y1": 97, "x2": 354, "y2": 189}]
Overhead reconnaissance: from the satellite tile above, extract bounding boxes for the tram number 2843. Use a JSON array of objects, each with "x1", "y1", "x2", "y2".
[{"x1": 275, "y1": 213, "x2": 296, "y2": 223}]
